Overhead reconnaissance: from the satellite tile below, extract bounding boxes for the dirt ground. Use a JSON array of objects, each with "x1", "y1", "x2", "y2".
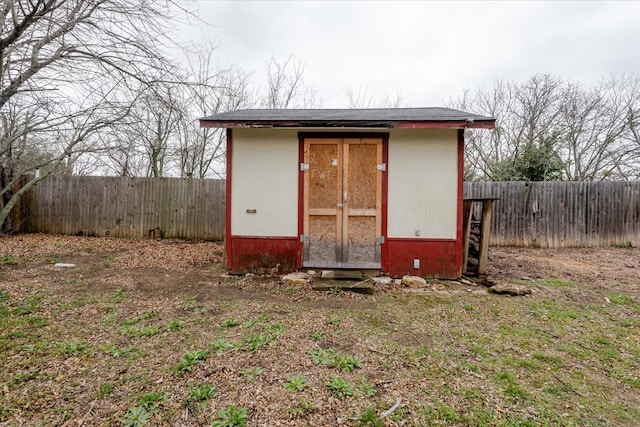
[
  {"x1": 1, "y1": 234, "x2": 639, "y2": 426},
  {"x1": 3, "y1": 234, "x2": 638, "y2": 301}
]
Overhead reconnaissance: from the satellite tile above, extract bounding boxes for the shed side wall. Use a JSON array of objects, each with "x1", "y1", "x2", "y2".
[
  {"x1": 387, "y1": 129, "x2": 458, "y2": 239},
  {"x1": 231, "y1": 128, "x2": 299, "y2": 237}
]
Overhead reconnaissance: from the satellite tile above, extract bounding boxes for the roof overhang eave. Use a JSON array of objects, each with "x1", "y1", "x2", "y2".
[{"x1": 199, "y1": 119, "x2": 496, "y2": 130}]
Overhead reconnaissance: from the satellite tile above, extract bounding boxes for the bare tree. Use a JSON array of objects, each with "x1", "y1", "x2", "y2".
[
  {"x1": 450, "y1": 74, "x2": 640, "y2": 181},
  {"x1": 343, "y1": 85, "x2": 405, "y2": 108},
  {"x1": 0, "y1": 0, "x2": 188, "y2": 230},
  {"x1": 260, "y1": 56, "x2": 321, "y2": 109},
  {"x1": 178, "y1": 45, "x2": 255, "y2": 178}
]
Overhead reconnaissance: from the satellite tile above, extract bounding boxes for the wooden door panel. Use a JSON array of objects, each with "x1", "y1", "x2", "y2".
[
  {"x1": 344, "y1": 141, "x2": 381, "y2": 266},
  {"x1": 309, "y1": 215, "x2": 338, "y2": 263},
  {"x1": 304, "y1": 141, "x2": 341, "y2": 266},
  {"x1": 303, "y1": 138, "x2": 382, "y2": 268}
]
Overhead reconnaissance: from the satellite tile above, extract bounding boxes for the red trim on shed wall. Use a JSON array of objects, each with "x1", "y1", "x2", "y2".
[
  {"x1": 456, "y1": 129, "x2": 464, "y2": 276},
  {"x1": 225, "y1": 129, "x2": 233, "y2": 270},
  {"x1": 229, "y1": 236, "x2": 300, "y2": 274},
  {"x1": 297, "y1": 135, "x2": 305, "y2": 269},
  {"x1": 385, "y1": 238, "x2": 459, "y2": 279},
  {"x1": 200, "y1": 121, "x2": 495, "y2": 130},
  {"x1": 395, "y1": 121, "x2": 495, "y2": 129},
  {"x1": 298, "y1": 132, "x2": 389, "y2": 139}
]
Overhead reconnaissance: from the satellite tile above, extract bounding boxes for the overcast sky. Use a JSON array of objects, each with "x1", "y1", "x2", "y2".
[{"x1": 182, "y1": 1, "x2": 640, "y2": 108}]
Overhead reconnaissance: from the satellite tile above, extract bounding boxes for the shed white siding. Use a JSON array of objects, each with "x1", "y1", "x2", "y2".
[
  {"x1": 387, "y1": 129, "x2": 458, "y2": 239},
  {"x1": 231, "y1": 128, "x2": 299, "y2": 236}
]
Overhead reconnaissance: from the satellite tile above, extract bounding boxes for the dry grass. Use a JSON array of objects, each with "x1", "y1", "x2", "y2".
[{"x1": 1, "y1": 234, "x2": 639, "y2": 426}]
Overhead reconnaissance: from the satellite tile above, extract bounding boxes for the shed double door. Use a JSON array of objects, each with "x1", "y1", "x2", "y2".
[{"x1": 302, "y1": 137, "x2": 383, "y2": 268}]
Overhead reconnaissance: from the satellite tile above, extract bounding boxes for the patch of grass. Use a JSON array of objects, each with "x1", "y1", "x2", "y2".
[
  {"x1": 607, "y1": 292, "x2": 633, "y2": 305},
  {"x1": 327, "y1": 376, "x2": 354, "y2": 399},
  {"x1": 101, "y1": 343, "x2": 138, "y2": 358},
  {"x1": 112, "y1": 290, "x2": 126, "y2": 302},
  {"x1": 284, "y1": 375, "x2": 308, "y2": 392},
  {"x1": 12, "y1": 296, "x2": 42, "y2": 316},
  {"x1": 58, "y1": 340, "x2": 94, "y2": 356},
  {"x1": 611, "y1": 241, "x2": 631, "y2": 248},
  {"x1": 97, "y1": 382, "x2": 116, "y2": 398},
  {"x1": 212, "y1": 405, "x2": 248, "y2": 427},
  {"x1": 309, "y1": 331, "x2": 325, "y2": 341},
  {"x1": 220, "y1": 318, "x2": 240, "y2": 328},
  {"x1": 356, "y1": 407, "x2": 383, "y2": 427},
  {"x1": 0, "y1": 256, "x2": 20, "y2": 266},
  {"x1": 327, "y1": 317, "x2": 341, "y2": 325},
  {"x1": 532, "y1": 352, "x2": 563, "y2": 366},
  {"x1": 167, "y1": 320, "x2": 184, "y2": 331},
  {"x1": 124, "y1": 325, "x2": 160, "y2": 338},
  {"x1": 538, "y1": 278, "x2": 575, "y2": 288}
]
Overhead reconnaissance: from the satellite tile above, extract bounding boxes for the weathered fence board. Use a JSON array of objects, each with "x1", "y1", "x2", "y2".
[
  {"x1": 8, "y1": 177, "x2": 640, "y2": 247},
  {"x1": 464, "y1": 181, "x2": 640, "y2": 247},
  {"x1": 17, "y1": 176, "x2": 225, "y2": 241}
]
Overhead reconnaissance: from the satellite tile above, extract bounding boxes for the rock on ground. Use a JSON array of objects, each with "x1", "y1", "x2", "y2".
[
  {"x1": 282, "y1": 272, "x2": 311, "y2": 285},
  {"x1": 372, "y1": 276, "x2": 393, "y2": 286},
  {"x1": 488, "y1": 283, "x2": 532, "y2": 296},
  {"x1": 402, "y1": 275, "x2": 428, "y2": 288}
]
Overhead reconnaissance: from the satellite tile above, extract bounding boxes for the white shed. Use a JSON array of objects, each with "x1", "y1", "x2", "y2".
[{"x1": 199, "y1": 108, "x2": 495, "y2": 279}]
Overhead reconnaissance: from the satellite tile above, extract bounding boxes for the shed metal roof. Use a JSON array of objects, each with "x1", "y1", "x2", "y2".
[{"x1": 199, "y1": 107, "x2": 495, "y2": 129}]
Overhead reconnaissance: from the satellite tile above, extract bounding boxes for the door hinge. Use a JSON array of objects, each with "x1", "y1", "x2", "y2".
[
  {"x1": 377, "y1": 163, "x2": 386, "y2": 171},
  {"x1": 376, "y1": 236, "x2": 385, "y2": 244},
  {"x1": 300, "y1": 235, "x2": 309, "y2": 242},
  {"x1": 300, "y1": 163, "x2": 309, "y2": 171}
]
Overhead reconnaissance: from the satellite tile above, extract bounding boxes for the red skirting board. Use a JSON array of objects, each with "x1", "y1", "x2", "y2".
[
  {"x1": 228, "y1": 236, "x2": 301, "y2": 274},
  {"x1": 383, "y1": 238, "x2": 461, "y2": 279}
]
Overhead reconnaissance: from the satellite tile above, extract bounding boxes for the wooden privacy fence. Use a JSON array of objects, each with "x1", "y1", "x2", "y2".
[
  {"x1": 10, "y1": 177, "x2": 640, "y2": 247},
  {"x1": 16, "y1": 176, "x2": 225, "y2": 241},
  {"x1": 464, "y1": 181, "x2": 640, "y2": 247}
]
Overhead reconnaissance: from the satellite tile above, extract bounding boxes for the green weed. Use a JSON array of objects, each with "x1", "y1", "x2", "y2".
[
  {"x1": 97, "y1": 382, "x2": 116, "y2": 398},
  {"x1": 174, "y1": 349, "x2": 208, "y2": 374},
  {"x1": 356, "y1": 407, "x2": 383, "y2": 427},
  {"x1": 287, "y1": 398, "x2": 314, "y2": 418},
  {"x1": 0, "y1": 256, "x2": 20, "y2": 266},
  {"x1": 284, "y1": 375, "x2": 308, "y2": 392},
  {"x1": 211, "y1": 338, "x2": 236, "y2": 353},
  {"x1": 327, "y1": 376, "x2": 354, "y2": 399},
  {"x1": 240, "y1": 334, "x2": 274, "y2": 352},
  {"x1": 186, "y1": 383, "x2": 215, "y2": 411},
  {"x1": 309, "y1": 331, "x2": 325, "y2": 341},
  {"x1": 120, "y1": 406, "x2": 152, "y2": 427},
  {"x1": 212, "y1": 405, "x2": 248, "y2": 427},
  {"x1": 137, "y1": 390, "x2": 167, "y2": 409},
  {"x1": 238, "y1": 367, "x2": 264, "y2": 381},
  {"x1": 220, "y1": 318, "x2": 240, "y2": 328}
]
